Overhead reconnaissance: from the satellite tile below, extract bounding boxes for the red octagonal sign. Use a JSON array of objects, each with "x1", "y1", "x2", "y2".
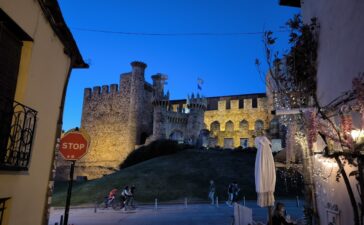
[{"x1": 59, "y1": 130, "x2": 90, "y2": 161}]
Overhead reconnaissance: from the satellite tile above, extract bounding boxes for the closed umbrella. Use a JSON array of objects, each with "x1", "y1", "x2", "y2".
[{"x1": 255, "y1": 135, "x2": 276, "y2": 224}]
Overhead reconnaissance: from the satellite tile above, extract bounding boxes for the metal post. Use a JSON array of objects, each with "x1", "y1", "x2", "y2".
[
  {"x1": 94, "y1": 200, "x2": 97, "y2": 213},
  {"x1": 63, "y1": 161, "x2": 75, "y2": 225},
  {"x1": 184, "y1": 197, "x2": 187, "y2": 208},
  {"x1": 155, "y1": 198, "x2": 158, "y2": 210},
  {"x1": 216, "y1": 196, "x2": 219, "y2": 208},
  {"x1": 243, "y1": 196, "x2": 246, "y2": 206},
  {"x1": 296, "y1": 196, "x2": 300, "y2": 207}
]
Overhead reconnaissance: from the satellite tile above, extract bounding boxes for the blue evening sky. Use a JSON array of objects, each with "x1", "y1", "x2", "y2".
[{"x1": 59, "y1": 0, "x2": 299, "y2": 131}]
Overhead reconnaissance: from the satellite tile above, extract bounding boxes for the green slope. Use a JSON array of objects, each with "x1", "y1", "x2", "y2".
[{"x1": 51, "y1": 149, "x2": 302, "y2": 206}]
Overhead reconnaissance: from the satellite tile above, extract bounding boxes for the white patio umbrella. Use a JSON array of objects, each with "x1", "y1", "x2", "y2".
[{"x1": 254, "y1": 135, "x2": 276, "y2": 224}]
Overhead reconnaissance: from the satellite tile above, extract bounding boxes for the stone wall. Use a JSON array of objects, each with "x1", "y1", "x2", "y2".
[
  {"x1": 204, "y1": 97, "x2": 270, "y2": 148},
  {"x1": 56, "y1": 62, "x2": 272, "y2": 180},
  {"x1": 56, "y1": 64, "x2": 154, "y2": 180},
  {"x1": 170, "y1": 94, "x2": 271, "y2": 148}
]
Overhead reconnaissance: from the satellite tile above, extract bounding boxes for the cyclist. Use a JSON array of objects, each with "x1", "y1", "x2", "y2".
[{"x1": 106, "y1": 188, "x2": 118, "y2": 208}]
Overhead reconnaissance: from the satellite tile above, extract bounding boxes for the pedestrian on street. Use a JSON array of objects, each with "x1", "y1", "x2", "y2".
[
  {"x1": 232, "y1": 181, "x2": 240, "y2": 203},
  {"x1": 208, "y1": 180, "x2": 216, "y2": 205},
  {"x1": 226, "y1": 182, "x2": 234, "y2": 207}
]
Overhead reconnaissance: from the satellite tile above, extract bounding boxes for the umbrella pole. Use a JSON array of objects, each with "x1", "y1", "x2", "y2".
[{"x1": 268, "y1": 206, "x2": 273, "y2": 225}]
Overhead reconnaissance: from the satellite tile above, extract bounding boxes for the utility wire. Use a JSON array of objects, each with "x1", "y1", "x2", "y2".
[{"x1": 71, "y1": 27, "x2": 290, "y2": 36}]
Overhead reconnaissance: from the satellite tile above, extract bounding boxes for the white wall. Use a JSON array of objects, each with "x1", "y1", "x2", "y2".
[
  {"x1": 313, "y1": 155, "x2": 359, "y2": 225},
  {"x1": 301, "y1": 0, "x2": 364, "y2": 107},
  {"x1": 301, "y1": 1, "x2": 364, "y2": 224}
]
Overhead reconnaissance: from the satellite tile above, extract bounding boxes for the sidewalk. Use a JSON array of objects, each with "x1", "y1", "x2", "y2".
[{"x1": 49, "y1": 200, "x2": 304, "y2": 225}]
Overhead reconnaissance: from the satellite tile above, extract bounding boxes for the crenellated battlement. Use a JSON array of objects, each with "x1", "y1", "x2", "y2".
[
  {"x1": 166, "y1": 111, "x2": 188, "y2": 124},
  {"x1": 152, "y1": 92, "x2": 170, "y2": 105},
  {"x1": 84, "y1": 84, "x2": 120, "y2": 100},
  {"x1": 187, "y1": 93, "x2": 207, "y2": 110}
]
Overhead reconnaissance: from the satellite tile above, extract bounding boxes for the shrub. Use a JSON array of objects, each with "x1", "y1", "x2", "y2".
[{"x1": 119, "y1": 139, "x2": 188, "y2": 169}]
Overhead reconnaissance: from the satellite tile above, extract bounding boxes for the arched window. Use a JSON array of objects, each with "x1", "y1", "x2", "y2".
[
  {"x1": 225, "y1": 120, "x2": 234, "y2": 132},
  {"x1": 255, "y1": 120, "x2": 264, "y2": 131},
  {"x1": 239, "y1": 120, "x2": 249, "y2": 131},
  {"x1": 210, "y1": 121, "x2": 220, "y2": 134}
]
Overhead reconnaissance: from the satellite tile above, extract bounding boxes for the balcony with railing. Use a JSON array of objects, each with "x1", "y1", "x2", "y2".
[{"x1": 0, "y1": 98, "x2": 37, "y2": 171}]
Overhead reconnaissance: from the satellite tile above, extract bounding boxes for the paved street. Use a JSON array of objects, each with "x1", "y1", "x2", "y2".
[{"x1": 49, "y1": 200, "x2": 304, "y2": 225}]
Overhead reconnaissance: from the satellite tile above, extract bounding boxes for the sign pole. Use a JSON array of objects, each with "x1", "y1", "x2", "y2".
[{"x1": 63, "y1": 160, "x2": 75, "y2": 225}]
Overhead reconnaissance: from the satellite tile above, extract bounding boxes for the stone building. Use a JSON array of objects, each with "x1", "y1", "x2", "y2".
[
  {"x1": 170, "y1": 93, "x2": 271, "y2": 149},
  {"x1": 58, "y1": 62, "x2": 207, "y2": 179},
  {"x1": 58, "y1": 61, "x2": 272, "y2": 180}
]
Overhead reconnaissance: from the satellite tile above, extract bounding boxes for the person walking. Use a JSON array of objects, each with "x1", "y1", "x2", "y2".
[
  {"x1": 226, "y1": 182, "x2": 234, "y2": 207},
  {"x1": 232, "y1": 181, "x2": 240, "y2": 203},
  {"x1": 208, "y1": 180, "x2": 216, "y2": 205}
]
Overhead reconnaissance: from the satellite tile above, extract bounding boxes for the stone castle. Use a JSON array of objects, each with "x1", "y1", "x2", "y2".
[{"x1": 56, "y1": 61, "x2": 273, "y2": 180}]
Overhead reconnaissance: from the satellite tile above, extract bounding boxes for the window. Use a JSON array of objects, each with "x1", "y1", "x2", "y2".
[
  {"x1": 239, "y1": 120, "x2": 249, "y2": 131},
  {"x1": 239, "y1": 99, "x2": 244, "y2": 108},
  {"x1": 225, "y1": 121, "x2": 234, "y2": 132},
  {"x1": 210, "y1": 121, "x2": 220, "y2": 135},
  {"x1": 0, "y1": 10, "x2": 36, "y2": 171},
  {"x1": 252, "y1": 98, "x2": 258, "y2": 108},
  {"x1": 224, "y1": 138, "x2": 234, "y2": 149}
]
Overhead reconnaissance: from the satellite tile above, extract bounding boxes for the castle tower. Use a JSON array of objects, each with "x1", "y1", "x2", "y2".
[
  {"x1": 128, "y1": 61, "x2": 147, "y2": 150},
  {"x1": 186, "y1": 93, "x2": 207, "y2": 144},
  {"x1": 151, "y1": 73, "x2": 169, "y2": 140}
]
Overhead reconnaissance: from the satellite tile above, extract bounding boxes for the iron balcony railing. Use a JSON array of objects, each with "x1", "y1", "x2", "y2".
[{"x1": 0, "y1": 98, "x2": 37, "y2": 171}]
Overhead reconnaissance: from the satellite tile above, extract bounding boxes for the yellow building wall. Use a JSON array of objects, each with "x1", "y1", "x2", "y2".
[
  {"x1": 0, "y1": 1, "x2": 72, "y2": 225},
  {"x1": 204, "y1": 98, "x2": 270, "y2": 148}
]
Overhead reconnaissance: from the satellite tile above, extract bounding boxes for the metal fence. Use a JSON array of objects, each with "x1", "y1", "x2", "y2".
[{"x1": 0, "y1": 98, "x2": 37, "y2": 171}]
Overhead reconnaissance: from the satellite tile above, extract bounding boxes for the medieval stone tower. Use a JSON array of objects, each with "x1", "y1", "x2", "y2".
[
  {"x1": 55, "y1": 61, "x2": 271, "y2": 180},
  {"x1": 151, "y1": 74, "x2": 169, "y2": 141},
  {"x1": 186, "y1": 94, "x2": 207, "y2": 143},
  {"x1": 128, "y1": 61, "x2": 148, "y2": 150},
  {"x1": 55, "y1": 61, "x2": 207, "y2": 180}
]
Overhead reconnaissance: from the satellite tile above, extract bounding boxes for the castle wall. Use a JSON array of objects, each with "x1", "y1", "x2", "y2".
[
  {"x1": 204, "y1": 97, "x2": 270, "y2": 148},
  {"x1": 58, "y1": 60, "x2": 272, "y2": 180},
  {"x1": 76, "y1": 82, "x2": 131, "y2": 179},
  {"x1": 56, "y1": 68, "x2": 154, "y2": 180},
  {"x1": 165, "y1": 111, "x2": 189, "y2": 141}
]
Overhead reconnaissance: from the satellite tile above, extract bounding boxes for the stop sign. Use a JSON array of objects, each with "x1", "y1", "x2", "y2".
[{"x1": 59, "y1": 130, "x2": 90, "y2": 161}]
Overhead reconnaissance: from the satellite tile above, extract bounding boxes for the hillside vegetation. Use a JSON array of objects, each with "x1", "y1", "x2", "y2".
[{"x1": 52, "y1": 149, "x2": 303, "y2": 206}]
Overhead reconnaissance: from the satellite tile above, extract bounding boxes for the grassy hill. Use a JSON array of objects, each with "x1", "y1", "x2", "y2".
[{"x1": 51, "y1": 149, "x2": 303, "y2": 206}]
